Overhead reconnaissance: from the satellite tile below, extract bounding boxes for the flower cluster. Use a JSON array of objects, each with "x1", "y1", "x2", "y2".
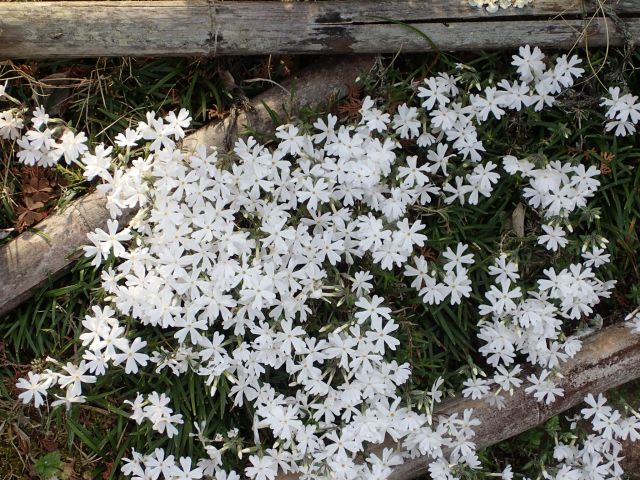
[
  {"x1": 502, "y1": 155, "x2": 600, "y2": 220},
  {"x1": 16, "y1": 359, "x2": 95, "y2": 410},
  {"x1": 601, "y1": 86, "x2": 640, "y2": 137},
  {"x1": 12, "y1": 104, "x2": 88, "y2": 167},
  {"x1": 6, "y1": 45, "x2": 638, "y2": 480},
  {"x1": 549, "y1": 393, "x2": 640, "y2": 479},
  {"x1": 468, "y1": 0, "x2": 532, "y2": 13},
  {"x1": 126, "y1": 392, "x2": 184, "y2": 438}
]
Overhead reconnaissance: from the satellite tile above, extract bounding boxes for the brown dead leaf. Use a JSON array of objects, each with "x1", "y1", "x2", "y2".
[
  {"x1": 23, "y1": 196, "x2": 45, "y2": 210},
  {"x1": 40, "y1": 434, "x2": 58, "y2": 453},
  {"x1": 13, "y1": 166, "x2": 59, "y2": 232},
  {"x1": 419, "y1": 246, "x2": 437, "y2": 261},
  {"x1": 60, "y1": 459, "x2": 76, "y2": 480},
  {"x1": 24, "y1": 176, "x2": 53, "y2": 195},
  {"x1": 15, "y1": 205, "x2": 46, "y2": 231}
]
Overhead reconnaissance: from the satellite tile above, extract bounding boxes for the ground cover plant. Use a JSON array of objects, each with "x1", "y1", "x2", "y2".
[{"x1": 0, "y1": 45, "x2": 639, "y2": 480}]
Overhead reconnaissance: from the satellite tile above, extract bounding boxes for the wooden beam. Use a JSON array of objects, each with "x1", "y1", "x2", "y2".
[
  {"x1": 388, "y1": 322, "x2": 640, "y2": 479},
  {"x1": 0, "y1": 1, "x2": 637, "y2": 58},
  {"x1": 0, "y1": 55, "x2": 376, "y2": 318},
  {"x1": 277, "y1": 322, "x2": 640, "y2": 480}
]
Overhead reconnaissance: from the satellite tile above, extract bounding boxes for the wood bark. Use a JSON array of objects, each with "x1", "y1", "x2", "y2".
[
  {"x1": 0, "y1": 1, "x2": 637, "y2": 58},
  {"x1": 277, "y1": 322, "x2": 640, "y2": 480},
  {"x1": 0, "y1": 55, "x2": 375, "y2": 318}
]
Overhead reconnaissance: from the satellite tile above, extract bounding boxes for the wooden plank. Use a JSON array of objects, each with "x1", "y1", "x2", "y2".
[
  {"x1": 0, "y1": 55, "x2": 375, "y2": 318},
  {"x1": 276, "y1": 322, "x2": 640, "y2": 480},
  {"x1": 0, "y1": 1, "x2": 637, "y2": 58},
  {"x1": 217, "y1": 18, "x2": 632, "y2": 55}
]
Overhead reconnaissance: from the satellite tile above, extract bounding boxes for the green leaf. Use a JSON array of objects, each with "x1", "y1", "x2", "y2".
[{"x1": 34, "y1": 451, "x2": 61, "y2": 479}]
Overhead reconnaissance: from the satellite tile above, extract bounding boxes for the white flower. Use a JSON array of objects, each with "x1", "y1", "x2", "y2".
[
  {"x1": 312, "y1": 114, "x2": 338, "y2": 144},
  {"x1": 172, "y1": 456, "x2": 203, "y2": 480},
  {"x1": 471, "y1": 87, "x2": 505, "y2": 121},
  {"x1": 392, "y1": 103, "x2": 420, "y2": 139},
  {"x1": 581, "y1": 247, "x2": 610, "y2": 268},
  {"x1": 354, "y1": 295, "x2": 391, "y2": 324},
  {"x1": 397, "y1": 155, "x2": 430, "y2": 187},
  {"x1": 592, "y1": 408, "x2": 622, "y2": 439},
  {"x1": 56, "y1": 130, "x2": 88, "y2": 164},
  {"x1": 32, "y1": 105, "x2": 51, "y2": 129},
  {"x1": 113, "y1": 337, "x2": 150, "y2": 374},
  {"x1": 581, "y1": 393, "x2": 612, "y2": 422},
  {"x1": 8, "y1": 44, "x2": 634, "y2": 480},
  {"x1": 417, "y1": 77, "x2": 450, "y2": 111},
  {"x1": 493, "y1": 365, "x2": 522, "y2": 390},
  {"x1": 296, "y1": 177, "x2": 330, "y2": 212},
  {"x1": 16, "y1": 372, "x2": 53, "y2": 407},
  {"x1": 442, "y1": 242, "x2": 475, "y2": 273},
  {"x1": 461, "y1": 377, "x2": 491, "y2": 400},
  {"x1": 366, "y1": 317, "x2": 400, "y2": 353},
  {"x1": 51, "y1": 390, "x2": 86, "y2": 410},
  {"x1": 115, "y1": 128, "x2": 142, "y2": 148},
  {"x1": 82, "y1": 143, "x2": 112, "y2": 180},
  {"x1": 444, "y1": 270, "x2": 472, "y2": 305},
  {"x1": 351, "y1": 270, "x2": 373, "y2": 297},
  {"x1": 146, "y1": 448, "x2": 176, "y2": 479},
  {"x1": 502, "y1": 465, "x2": 514, "y2": 480},
  {"x1": 555, "y1": 54, "x2": 584, "y2": 86},
  {"x1": 245, "y1": 455, "x2": 277, "y2": 480},
  {"x1": 488, "y1": 254, "x2": 520, "y2": 284},
  {"x1": 275, "y1": 124, "x2": 304, "y2": 156},
  {"x1": 537, "y1": 224, "x2": 568, "y2": 251},
  {"x1": 165, "y1": 108, "x2": 192, "y2": 140},
  {"x1": 84, "y1": 219, "x2": 132, "y2": 265},
  {"x1": 58, "y1": 361, "x2": 97, "y2": 397},
  {"x1": 628, "y1": 311, "x2": 640, "y2": 334},
  {"x1": 525, "y1": 370, "x2": 564, "y2": 404},
  {"x1": 0, "y1": 109, "x2": 24, "y2": 140},
  {"x1": 512, "y1": 45, "x2": 546, "y2": 83},
  {"x1": 484, "y1": 280, "x2": 521, "y2": 315},
  {"x1": 427, "y1": 142, "x2": 454, "y2": 175}
]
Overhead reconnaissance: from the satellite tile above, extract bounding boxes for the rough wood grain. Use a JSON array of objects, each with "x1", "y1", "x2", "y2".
[
  {"x1": 398, "y1": 323, "x2": 640, "y2": 478},
  {"x1": 182, "y1": 56, "x2": 374, "y2": 152},
  {"x1": 276, "y1": 323, "x2": 640, "y2": 480},
  {"x1": 0, "y1": 193, "x2": 135, "y2": 319},
  {"x1": 0, "y1": 55, "x2": 375, "y2": 318},
  {"x1": 388, "y1": 323, "x2": 640, "y2": 478},
  {"x1": 0, "y1": 0, "x2": 637, "y2": 58}
]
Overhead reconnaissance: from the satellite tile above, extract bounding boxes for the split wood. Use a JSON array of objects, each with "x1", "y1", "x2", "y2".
[
  {"x1": 0, "y1": 55, "x2": 375, "y2": 318},
  {"x1": 0, "y1": 0, "x2": 637, "y2": 58}
]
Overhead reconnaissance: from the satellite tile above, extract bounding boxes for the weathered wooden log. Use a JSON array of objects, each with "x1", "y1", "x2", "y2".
[
  {"x1": 275, "y1": 322, "x2": 640, "y2": 480},
  {"x1": 0, "y1": 0, "x2": 638, "y2": 58},
  {"x1": 398, "y1": 323, "x2": 640, "y2": 478},
  {"x1": 0, "y1": 55, "x2": 375, "y2": 318},
  {"x1": 388, "y1": 322, "x2": 640, "y2": 478}
]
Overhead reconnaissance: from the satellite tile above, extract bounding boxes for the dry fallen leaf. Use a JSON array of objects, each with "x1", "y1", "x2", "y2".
[
  {"x1": 511, "y1": 203, "x2": 526, "y2": 238},
  {"x1": 15, "y1": 205, "x2": 46, "y2": 231},
  {"x1": 12, "y1": 166, "x2": 59, "y2": 231}
]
